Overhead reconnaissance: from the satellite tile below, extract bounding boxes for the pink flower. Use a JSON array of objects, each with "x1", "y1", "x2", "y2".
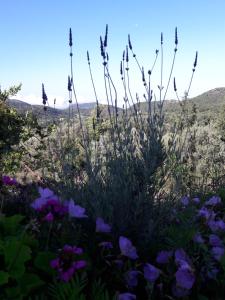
[
  {"x1": 59, "y1": 266, "x2": 75, "y2": 282},
  {"x1": 43, "y1": 212, "x2": 54, "y2": 222},
  {"x1": 73, "y1": 260, "x2": 87, "y2": 270},
  {"x1": 2, "y1": 175, "x2": 17, "y2": 186},
  {"x1": 50, "y1": 258, "x2": 60, "y2": 268},
  {"x1": 50, "y1": 244, "x2": 86, "y2": 282}
]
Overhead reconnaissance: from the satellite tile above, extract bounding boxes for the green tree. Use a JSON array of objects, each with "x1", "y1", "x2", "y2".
[{"x1": 0, "y1": 84, "x2": 24, "y2": 154}]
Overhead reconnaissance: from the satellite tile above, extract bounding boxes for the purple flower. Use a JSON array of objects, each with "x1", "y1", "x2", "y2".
[
  {"x1": 50, "y1": 244, "x2": 86, "y2": 282},
  {"x1": 38, "y1": 187, "x2": 55, "y2": 199},
  {"x1": 156, "y1": 250, "x2": 173, "y2": 264},
  {"x1": 205, "y1": 196, "x2": 221, "y2": 206},
  {"x1": 198, "y1": 207, "x2": 213, "y2": 220},
  {"x1": 208, "y1": 219, "x2": 225, "y2": 232},
  {"x1": 68, "y1": 199, "x2": 87, "y2": 218},
  {"x1": 175, "y1": 249, "x2": 192, "y2": 266},
  {"x1": 125, "y1": 270, "x2": 139, "y2": 287},
  {"x1": 211, "y1": 246, "x2": 225, "y2": 261},
  {"x1": 31, "y1": 187, "x2": 58, "y2": 211},
  {"x1": 59, "y1": 266, "x2": 75, "y2": 282},
  {"x1": 175, "y1": 264, "x2": 195, "y2": 290},
  {"x1": 143, "y1": 263, "x2": 160, "y2": 283},
  {"x1": 181, "y1": 196, "x2": 189, "y2": 206},
  {"x1": 98, "y1": 241, "x2": 113, "y2": 249},
  {"x1": 113, "y1": 259, "x2": 124, "y2": 269},
  {"x1": 209, "y1": 234, "x2": 223, "y2": 247},
  {"x1": 207, "y1": 267, "x2": 219, "y2": 279},
  {"x1": 96, "y1": 217, "x2": 111, "y2": 233},
  {"x1": 192, "y1": 197, "x2": 200, "y2": 204},
  {"x1": 63, "y1": 245, "x2": 83, "y2": 255},
  {"x1": 31, "y1": 197, "x2": 49, "y2": 210},
  {"x1": 118, "y1": 293, "x2": 136, "y2": 300},
  {"x1": 193, "y1": 232, "x2": 204, "y2": 244},
  {"x1": 119, "y1": 236, "x2": 138, "y2": 260},
  {"x1": 73, "y1": 260, "x2": 87, "y2": 270},
  {"x1": 43, "y1": 212, "x2": 54, "y2": 222},
  {"x1": 2, "y1": 175, "x2": 17, "y2": 186},
  {"x1": 50, "y1": 258, "x2": 60, "y2": 268},
  {"x1": 172, "y1": 284, "x2": 190, "y2": 298}
]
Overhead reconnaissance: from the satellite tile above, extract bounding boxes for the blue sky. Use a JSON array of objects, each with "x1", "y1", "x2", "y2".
[{"x1": 1, "y1": 0, "x2": 225, "y2": 107}]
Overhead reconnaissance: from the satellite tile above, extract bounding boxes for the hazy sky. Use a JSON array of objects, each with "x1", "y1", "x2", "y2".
[{"x1": 1, "y1": 0, "x2": 225, "y2": 107}]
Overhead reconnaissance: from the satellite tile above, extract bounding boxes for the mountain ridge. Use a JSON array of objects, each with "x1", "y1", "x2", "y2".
[{"x1": 6, "y1": 87, "x2": 225, "y2": 121}]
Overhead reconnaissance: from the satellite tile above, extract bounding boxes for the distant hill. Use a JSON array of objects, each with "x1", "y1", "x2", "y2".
[
  {"x1": 6, "y1": 99, "x2": 97, "y2": 120},
  {"x1": 135, "y1": 87, "x2": 225, "y2": 123},
  {"x1": 6, "y1": 87, "x2": 225, "y2": 123}
]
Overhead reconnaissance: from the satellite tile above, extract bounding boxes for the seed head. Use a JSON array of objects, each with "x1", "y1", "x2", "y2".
[
  {"x1": 120, "y1": 61, "x2": 123, "y2": 75},
  {"x1": 42, "y1": 83, "x2": 47, "y2": 105},
  {"x1": 173, "y1": 77, "x2": 177, "y2": 92},
  {"x1": 69, "y1": 28, "x2": 73, "y2": 47},
  {"x1": 128, "y1": 34, "x2": 132, "y2": 50},
  {"x1": 193, "y1": 51, "x2": 198, "y2": 68},
  {"x1": 142, "y1": 67, "x2": 146, "y2": 82},
  {"x1": 161, "y1": 32, "x2": 163, "y2": 45},
  {"x1": 104, "y1": 24, "x2": 108, "y2": 47},
  {"x1": 126, "y1": 45, "x2": 129, "y2": 63},
  {"x1": 100, "y1": 36, "x2": 105, "y2": 59},
  {"x1": 122, "y1": 50, "x2": 125, "y2": 61},
  {"x1": 87, "y1": 51, "x2": 90, "y2": 63},
  {"x1": 68, "y1": 76, "x2": 72, "y2": 92},
  {"x1": 175, "y1": 27, "x2": 178, "y2": 46}
]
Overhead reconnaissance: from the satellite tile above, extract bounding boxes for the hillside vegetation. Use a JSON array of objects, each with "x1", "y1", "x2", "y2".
[{"x1": 1, "y1": 26, "x2": 225, "y2": 299}]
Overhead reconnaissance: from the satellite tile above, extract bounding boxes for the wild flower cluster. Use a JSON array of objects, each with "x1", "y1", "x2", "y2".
[{"x1": 1, "y1": 175, "x2": 225, "y2": 299}]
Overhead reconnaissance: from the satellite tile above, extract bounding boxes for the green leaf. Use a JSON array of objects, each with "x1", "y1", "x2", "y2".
[
  {"x1": 5, "y1": 285, "x2": 22, "y2": 299},
  {"x1": 198, "y1": 295, "x2": 209, "y2": 300},
  {"x1": 18, "y1": 273, "x2": 44, "y2": 295},
  {"x1": 0, "y1": 271, "x2": 9, "y2": 285},
  {"x1": 0, "y1": 215, "x2": 24, "y2": 235},
  {"x1": 34, "y1": 251, "x2": 56, "y2": 275},
  {"x1": 4, "y1": 239, "x2": 31, "y2": 279},
  {"x1": 48, "y1": 274, "x2": 87, "y2": 300}
]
